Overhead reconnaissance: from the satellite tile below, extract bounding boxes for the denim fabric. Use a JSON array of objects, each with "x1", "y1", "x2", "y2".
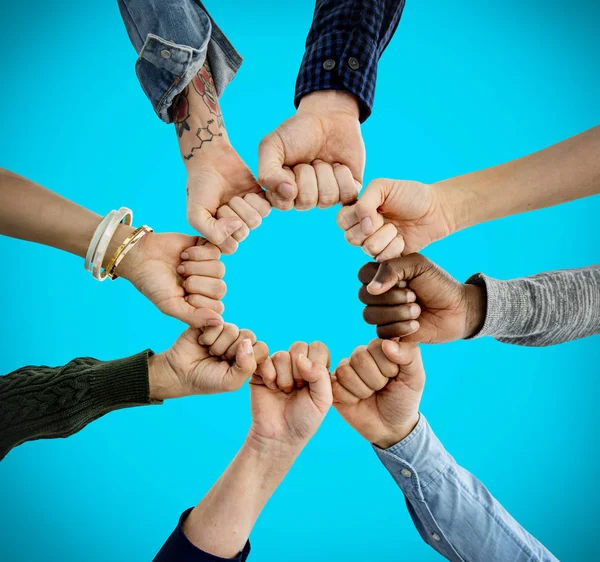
[
  {"x1": 154, "y1": 508, "x2": 251, "y2": 561},
  {"x1": 295, "y1": 0, "x2": 405, "y2": 122},
  {"x1": 118, "y1": 0, "x2": 242, "y2": 123},
  {"x1": 374, "y1": 415, "x2": 559, "y2": 561}
]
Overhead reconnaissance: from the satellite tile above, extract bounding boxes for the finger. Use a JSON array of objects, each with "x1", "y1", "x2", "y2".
[
  {"x1": 180, "y1": 243, "x2": 221, "y2": 262},
  {"x1": 307, "y1": 341, "x2": 330, "y2": 369},
  {"x1": 363, "y1": 303, "x2": 421, "y2": 326},
  {"x1": 381, "y1": 340, "x2": 424, "y2": 379},
  {"x1": 258, "y1": 133, "x2": 298, "y2": 201},
  {"x1": 367, "y1": 339, "x2": 400, "y2": 379},
  {"x1": 272, "y1": 351, "x2": 294, "y2": 393},
  {"x1": 313, "y1": 160, "x2": 340, "y2": 208},
  {"x1": 185, "y1": 293, "x2": 224, "y2": 314},
  {"x1": 170, "y1": 300, "x2": 223, "y2": 329},
  {"x1": 333, "y1": 163, "x2": 360, "y2": 206},
  {"x1": 366, "y1": 254, "x2": 432, "y2": 295},
  {"x1": 293, "y1": 164, "x2": 318, "y2": 211},
  {"x1": 362, "y1": 224, "x2": 398, "y2": 259},
  {"x1": 358, "y1": 286, "x2": 415, "y2": 306},
  {"x1": 244, "y1": 192, "x2": 272, "y2": 218},
  {"x1": 337, "y1": 204, "x2": 359, "y2": 231},
  {"x1": 187, "y1": 205, "x2": 243, "y2": 247},
  {"x1": 289, "y1": 341, "x2": 309, "y2": 389},
  {"x1": 183, "y1": 276, "x2": 227, "y2": 299},
  {"x1": 253, "y1": 341, "x2": 269, "y2": 365},
  {"x1": 345, "y1": 214, "x2": 384, "y2": 247},
  {"x1": 217, "y1": 205, "x2": 250, "y2": 242},
  {"x1": 375, "y1": 236, "x2": 406, "y2": 262},
  {"x1": 177, "y1": 260, "x2": 225, "y2": 279},
  {"x1": 354, "y1": 179, "x2": 390, "y2": 236},
  {"x1": 377, "y1": 320, "x2": 420, "y2": 339},
  {"x1": 265, "y1": 188, "x2": 295, "y2": 212},
  {"x1": 198, "y1": 323, "x2": 225, "y2": 346},
  {"x1": 331, "y1": 377, "x2": 361, "y2": 405},
  {"x1": 209, "y1": 323, "x2": 240, "y2": 357},
  {"x1": 229, "y1": 196, "x2": 264, "y2": 230},
  {"x1": 335, "y1": 359, "x2": 373, "y2": 400},
  {"x1": 349, "y1": 345, "x2": 388, "y2": 391},
  {"x1": 226, "y1": 339, "x2": 257, "y2": 391},
  {"x1": 257, "y1": 357, "x2": 278, "y2": 390},
  {"x1": 296, "y1": 354, "x2": 333, "y2": 410},
  {"x1": 225, "y1": 329, "x2": 258, "y2": 361}
]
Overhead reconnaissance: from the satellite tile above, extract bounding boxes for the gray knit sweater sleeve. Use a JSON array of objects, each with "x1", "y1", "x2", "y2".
[
  {"x1": 466, "y1": 265, "x2": 600, "y2": 346},
  {"x1": 0, "y1": 351, "x2": 157, "y2": 460}
]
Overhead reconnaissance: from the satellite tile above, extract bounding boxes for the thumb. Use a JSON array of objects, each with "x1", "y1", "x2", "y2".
[
  {"x1": 227, "y1": 339, "x2": 258, "y2": 391},
  {"x1": 189, "y1": 206, "x2": 243, "y2": 246},
  {"x1": 173, "y1": 301, "x2": 223, "y2": 329},
  {"x1": 296, "y1": 354, "x2": 333, "y2": 410},
  {"x1": 354, "y1": 179, "x2": 389, "y2": 236},
  {"x1": 366, "y1": 254, "x2": 431, "y2": 295},
  {"x1": 258, "y1": 132, "x2": 297, "y2": 201},
  {"x1": 381, "y1": 340, "x2": 424, "y2": 379}
]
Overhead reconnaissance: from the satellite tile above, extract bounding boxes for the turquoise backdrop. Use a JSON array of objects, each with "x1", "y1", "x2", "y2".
[{"x1": 1, "y1": 1, "x2": 599, "y2": 560}]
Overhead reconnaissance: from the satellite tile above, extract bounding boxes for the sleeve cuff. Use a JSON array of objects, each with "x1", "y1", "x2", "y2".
[
  {"x1": 154, "y1": 508, "x2": 251, "y2": 562},
  {"x1": 372, "y1": 414, "x2": 453, "y2": 501},
  {"x1": 294, "y1": 30, "x2": 378, "y2": 122}
]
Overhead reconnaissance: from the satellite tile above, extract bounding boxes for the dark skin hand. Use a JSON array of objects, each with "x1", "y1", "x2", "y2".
[{"x1": 358, "y1": 254, "x2": 486, "y2": 343}]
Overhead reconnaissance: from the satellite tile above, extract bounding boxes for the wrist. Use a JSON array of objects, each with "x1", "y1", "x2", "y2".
[
  {"x1": 463, "y1": 283, "x2": 487, "y2": 338},
  {"x1": 298, "y1": 90, "x2": 360, "y2": 119},
  {"x1": 245, "y1": 428, "x2": 304, "y2": 463},
  {"x1": 148, "y1": 353, "x2": 183, "y2": 401},
  {"x1": 373, "y1": 413, "x2": 420, "y2": 450},
  {"x1": 101, "y1": 223, "x2": 136, "y2": 271}
]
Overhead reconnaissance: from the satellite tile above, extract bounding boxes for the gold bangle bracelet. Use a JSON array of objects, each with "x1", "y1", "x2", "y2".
[{"x1": 104, "y1": 225, "x2": 153, "y2": 280}]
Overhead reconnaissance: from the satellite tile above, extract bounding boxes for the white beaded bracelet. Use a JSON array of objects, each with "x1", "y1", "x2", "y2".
[
  {"x1": 91, "y1": 207, "x2": 133, "y2": 281},
  {"x1": 85, "y1": 211, "x2": 116, "y2": 272}
]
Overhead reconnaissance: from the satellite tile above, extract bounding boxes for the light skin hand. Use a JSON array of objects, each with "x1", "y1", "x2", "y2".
[
  {"x1": 333, "y1": 339, "x2": 425, "y2": 450},
  {"x1": 173, "y1": 60, "x2": 271, "y2": 253},
  {"x1": 258, "y1": 90, "x2": 364, "y2": 211},
  {"x1": 148, "y1": 324, "x2": 269, "y2": 400},
  {"x1": 179, "y1": 343, "x2": 332, "y2": 559},
  {"x1": 358, "y1": 254, "x2": 486, "y2": 342}
]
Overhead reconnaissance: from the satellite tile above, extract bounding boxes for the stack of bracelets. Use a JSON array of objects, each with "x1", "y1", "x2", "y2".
[{"x1": 85, "y1": 207, "x2": 153, "y2": 281}]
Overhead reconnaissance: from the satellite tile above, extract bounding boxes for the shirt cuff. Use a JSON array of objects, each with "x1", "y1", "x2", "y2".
[
  {"x1": 294, "y1": 30, "x2": 378, "y2": 122},
  {"x1": 372, "y1": 414, "x2": 452, "y2": 502},
  {"x1": 465, "y1": 273, "x2": 530, "y2": 340},
  {"x1": 154, "y1": 508, "x2": 251, "y2": 562}
]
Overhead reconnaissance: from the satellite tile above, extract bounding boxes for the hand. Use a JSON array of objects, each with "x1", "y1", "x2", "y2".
[
  {"x1": 249, "y1": 342, "x2": 332, "y2": 450},
  {"x1": 186, "y1": 144, "x2": 271, "y2": 254},
  {"x1": 333, "y1": 339, "x2": 424, "y2": 449},
  {"x1": 337, "y1": 179, "x2": 456, "y2": 258},
  {"x1": 358, "y1": 254, "x2": 486, "y2": 342},
  {"x1": 258, "y1": 90, "x2": 364, "y2": 211},
  {"x1": 149, "y1": 324, "x2": 269, "y2": 399},
  {"x1": 116, "y1": 232, "x2": 225, "y2": 328}
]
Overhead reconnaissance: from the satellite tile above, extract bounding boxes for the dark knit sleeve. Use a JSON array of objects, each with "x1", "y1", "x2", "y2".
[{"x1": 0, "y1": 350, "x2": 157, "y2": 460}]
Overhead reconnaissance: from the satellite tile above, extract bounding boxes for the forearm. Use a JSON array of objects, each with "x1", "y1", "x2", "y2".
[
  {"x1": 0, "y1": 169, "x2": 134, "y2": 267},
  {"x1": 0, "y1": 351, "x2": 156, "y2": 460},
  {"x1": 438, "y1": 125, "x2": 600, "y2": 232},
  {"x1": 374, "y1": 416, "x2": 558, "y2": 561},
  {"x1": 180, "y1": 435, "x2": 298, "y2": 558},
  {"x1": 466, "y1": 265, "x2": 600, "y2": 346}
]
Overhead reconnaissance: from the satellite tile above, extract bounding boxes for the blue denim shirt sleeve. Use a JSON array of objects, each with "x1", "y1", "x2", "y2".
[
  {"x1": 154, "y1": 508, "x2": 251, "y2": 561},
  {"x1": 295, "y1": 0, "x2": 405, "y2": 122},
  {"x1": 373, "y1": 415, "x2": 558, "y2": 562},
  {"x1": 117, "y1": 0, "x2": 242, "y2": 123}
]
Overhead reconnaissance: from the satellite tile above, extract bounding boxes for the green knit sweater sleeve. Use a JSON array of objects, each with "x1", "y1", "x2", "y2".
[{"x1": 0, "y1": 350, "x2": 157, "y2": 460}]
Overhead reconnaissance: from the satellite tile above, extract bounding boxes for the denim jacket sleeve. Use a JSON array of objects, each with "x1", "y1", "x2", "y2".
[
  {"x1": 117, "y1": 0, "x2": 242, "y2": 123},
  {"x1": 373, "y1": 415, "x2": 558, "y2": 562}
]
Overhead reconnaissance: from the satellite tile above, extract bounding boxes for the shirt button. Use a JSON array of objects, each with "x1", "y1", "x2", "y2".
[
  {"x1": 160, "y1": 49, "x2": 172, "y2": 59},
  {"x1": 401, "y1": 469, "x2": 412, "y2": 478},
  {"x1": 323, "y1": 59, "x2": 336, "y2": 71},
  {"x1": 348, "y1": 57, "x2": 360, "y2": 70},
  {"x1": 432, "y1": 533, "x2": 441, "y2": 542}
]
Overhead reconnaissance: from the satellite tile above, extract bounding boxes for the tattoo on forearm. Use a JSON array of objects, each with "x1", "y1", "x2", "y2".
[{"x1": 173, "y1": 60, "x2": 225, "y2": 160}]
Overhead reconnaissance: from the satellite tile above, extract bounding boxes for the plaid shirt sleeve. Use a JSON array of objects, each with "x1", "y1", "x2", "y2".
[{"x1": 294, "y1": 0, "x2": 406, "y2": 122}]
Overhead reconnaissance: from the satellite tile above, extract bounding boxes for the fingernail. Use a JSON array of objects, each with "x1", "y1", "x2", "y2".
[
  {"x1": 177, "y1": 265, "x2": 185, "y2": 274},
  {"x1": 181, "y1": 252, "x2": 189, "y2": 260},
  {"x1": 297, "y1": 354, "x2": 312, "y2": 369},
  {"x1": 241, "y1": 338, "x2": 253, "y2": 354},
  {"x1": 360, "y1": 216, "x2": 373, "y2": 235},
  {"x1": 206, "y1": 318, "x2": 223, "y2": 327},
  {"x1": 369, "y1": 281, "x2": 382, "y2": 292},
  {"x1": 277, "y1": 182, "x2": 295, "y2": 199},
  {"x1": 410, "y1": 304, "x2": 419, "y2": 317},
  {"x1": 406, "y1": 291, "x2": 416, "y2": 302},
  {"x1": 398, "y1": 280, "x2": 407, "y2": 288},
  {"x1": 387, "y1": 340, "x2": 402, "y2": 354},
  {"x1": 410, "y1": 321, "x2": 419, "y2": 330},
  {"x1": 332, "y1": 162, "x2": 341, "y2": 168}
]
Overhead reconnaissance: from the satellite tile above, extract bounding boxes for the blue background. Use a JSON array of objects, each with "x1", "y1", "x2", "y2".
[{"x1": 1, "y1": 0, "x2": 599, "y2": 560}]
